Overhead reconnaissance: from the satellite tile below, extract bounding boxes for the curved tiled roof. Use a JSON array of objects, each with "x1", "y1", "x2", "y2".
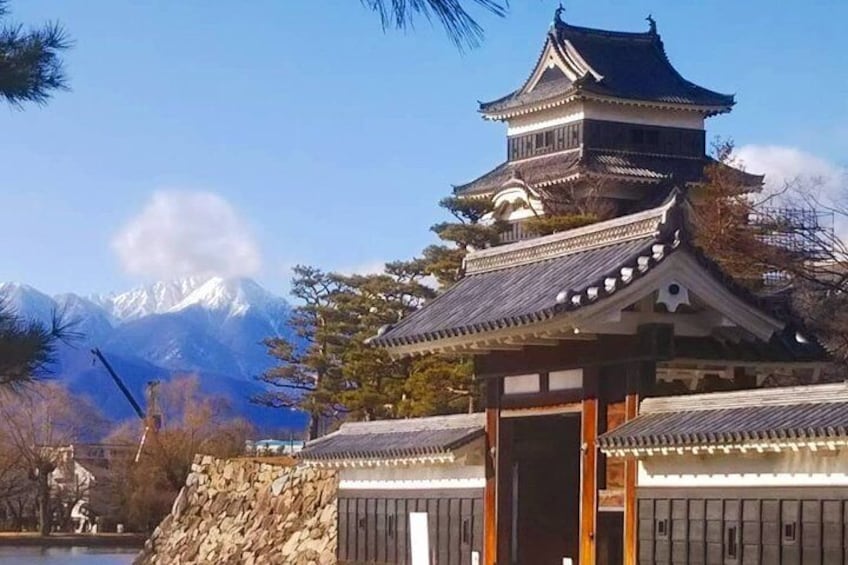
[
  {"x1": 298, "y1": 413, "x2": 485, "y2": 462},
  {"x1": 453, "y1": 150, "x2": 582, "y2": 196},
  {"x1": 598, "y1": 383, "x2": 848, "y2": 452},
  {"x1": 453, "y1": 151, "x2": 759, "y2": 197},
  {"x1": 370, "y1": 193, "x2": 823, "y2": 359},
  {"x1": 371, "y1": 196, "x2": 682, "y2": 348},
  {"x1": 480, "y1": 20, "x2": 734, "y2": 116}
]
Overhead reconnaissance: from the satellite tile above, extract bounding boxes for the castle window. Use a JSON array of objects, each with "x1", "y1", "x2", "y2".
[
  {"x1": 645, "y1": 129, "x2": 659, "y2": 146},
  {"x1": 629, "y1": 127, "x2": 660, "y2": 149},
  {"x1": 508, "y1": 123, "x2": 582, "y2": 161},
  {"x1": 569, "y1": 123, "x2": 581, "y2": 147}
]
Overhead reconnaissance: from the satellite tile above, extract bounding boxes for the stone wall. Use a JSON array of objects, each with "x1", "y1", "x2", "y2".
[{"x1": 135, "y1": 455, "x2": 337, "y2": 565}]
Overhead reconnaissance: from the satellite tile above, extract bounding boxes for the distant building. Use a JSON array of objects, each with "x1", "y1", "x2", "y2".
[
  {"x1": 245, "y1": 438, "x2": 305, "y2": 456},
  {"x1": 49, "y1": 443, "x2": 130, "y2": 532}
]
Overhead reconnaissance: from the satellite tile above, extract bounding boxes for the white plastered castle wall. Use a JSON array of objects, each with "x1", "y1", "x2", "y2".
[
  {"x1": 506, "y1": 100, "x2": 705, "y2": 136},
  {"x1": 638, "y1": 449, "x2": 848, "y2": 488},
  {"x1": 338, "y1": 436, "x2": 486, "y2": 491}
]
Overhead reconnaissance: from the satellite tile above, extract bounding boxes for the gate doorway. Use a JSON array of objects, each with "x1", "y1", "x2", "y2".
[{"x1": 503, "y1": 414, "x2": 581, "y2": 565}]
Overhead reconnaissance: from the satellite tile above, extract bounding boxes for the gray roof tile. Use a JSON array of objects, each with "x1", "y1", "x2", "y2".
[
  {"x1": 599, "y1": 384, "x2": 848, "y2": 450},
  {"x1": 454, "y1": 151, "x2": 761, "y2": 197},
  {"x1": 373, "y1": 236, "x2": 656, "y2": 347},
  {"x1": 299, "y1": 413, "x2": 485, "y2": 461},
  {"x1": 480, "y1": 22, "x2": 733, "y2": 115}
]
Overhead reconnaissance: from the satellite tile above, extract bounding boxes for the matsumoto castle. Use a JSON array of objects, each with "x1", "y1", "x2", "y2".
[{"x1": 298, "y1": 9, "x2": 842, "y2": 565}]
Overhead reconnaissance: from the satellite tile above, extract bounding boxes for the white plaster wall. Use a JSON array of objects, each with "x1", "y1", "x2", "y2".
[
  {"x1": 338, "y1": 437, "x2": 486, "y2": 490},
  {"x1": 339, "y1": 465, "x2": 486, "y2": 491},
  {"x1": 340, "y1": 465, "x2": 485, "y2": 483},
  {"x1": 583, "y1": 102, "x2": 705, "y2": 130},
  {"x1": 491, "y1": 187, "x2": 545, "y2": 222},
  {"x1": 506, "y1": 100, "x2": 704, "y2": 135},
  {"x1": 638, "y1": 449, "x2": 848, "y2": 488},
  {"x1": 507, "y1": 105, "x2": 585, "y2": 136}
]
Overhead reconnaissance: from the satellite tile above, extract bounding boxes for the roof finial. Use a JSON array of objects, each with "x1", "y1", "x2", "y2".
[
  {"x1": 553, "y1": 3, "x2": 565, "y2": 27},
  {"x1": 646, "y1": 13, "x2": 657, "y2": 34}
]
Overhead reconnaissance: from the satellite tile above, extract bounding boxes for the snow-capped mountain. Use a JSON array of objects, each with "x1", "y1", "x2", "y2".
[
  {"x1": 0, "y1": 277, "x2": 302, "y2": 430},
  {"x1": 174, "y1": 277, "x2": 289, "y2": 328},
  {"x1": 91, "y1": 277, "x2": 209, "y2": 322},
  {"x1": 0, "y1": 282, "x2": 58, "y2": 325}
]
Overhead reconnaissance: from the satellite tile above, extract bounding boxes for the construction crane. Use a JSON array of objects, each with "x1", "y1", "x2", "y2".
[{"x1": 91, "y1": 348, "x2": 162, "y2": 462}]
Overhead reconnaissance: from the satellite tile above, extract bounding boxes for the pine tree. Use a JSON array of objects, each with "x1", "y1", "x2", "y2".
[
  {"x1": 262, "y1": 259, "x2": 483, "y2": 433},
  {"x1": 0, "y1": 302, "x2": 75, "y2": 388},
  {"x1": 522, "y1": 180, "x2": 615, "y2": 237},
  {"x1": 257, "y1": 266, "x2": 349, "y2": 439},
  {"x1": 424, "y1": 196, "x2": 505, "y2": 286},
  {"x1": 0, "y1": 1, "x2": 70, "y2": 107},
  {"x1": 333, "y1": 262, "x2": 434, "y2": 421},
  {"x1": 402, "y1": 355, "x2": 475, "y2": 416}
]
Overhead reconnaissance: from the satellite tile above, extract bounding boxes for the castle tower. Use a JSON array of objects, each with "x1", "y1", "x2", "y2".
[{"x1": 455, "y1": 11, "x2": 761, "y2": 241}]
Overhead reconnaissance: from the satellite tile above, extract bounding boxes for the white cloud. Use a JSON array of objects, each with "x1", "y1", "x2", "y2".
[
  {"x1": 736, "y1": 145, "x2": 846, "y2": 198},
  {"x1": 113, "y1": 190, "x2": 262, "y2": 280},
  {"x1": 736, "y1": 145, "x2": 848, "y2": 237}
]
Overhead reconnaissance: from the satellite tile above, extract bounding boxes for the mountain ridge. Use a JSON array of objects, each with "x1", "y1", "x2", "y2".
[{"x1": 0, "y1": 277, "x2": 301, "y2": 431}]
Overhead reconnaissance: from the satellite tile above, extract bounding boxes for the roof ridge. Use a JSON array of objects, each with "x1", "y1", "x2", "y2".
[
  {"x1": 338, "y1": 413, "x2": 485, "y2": 435},
  {"x1": 642, "y1": 382, "x2": 848, "y2": 414},
  {"x1": 557, "y1": 21, "x2": 656, "y2": 41},
  {"x1": 463, "y1": 192, "x2": 679, "y2": 275}
]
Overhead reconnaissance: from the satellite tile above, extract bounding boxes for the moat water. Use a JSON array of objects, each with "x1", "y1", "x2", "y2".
[{"x1": 0, "y1": 546, "x2": 137, "y2": 564}]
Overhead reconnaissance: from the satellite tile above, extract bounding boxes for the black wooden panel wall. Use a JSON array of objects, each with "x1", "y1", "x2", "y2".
[
  {"x1": 337, "y1": 490, "x2": 484, "y2": 565},
  {"x1": 638, "y1": 491, "x2": 848, "y2": 565}
]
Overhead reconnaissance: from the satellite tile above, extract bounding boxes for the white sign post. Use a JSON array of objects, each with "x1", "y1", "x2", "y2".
[{"x1": 409, "y1": 512, "x2": 430, "y2": 565}]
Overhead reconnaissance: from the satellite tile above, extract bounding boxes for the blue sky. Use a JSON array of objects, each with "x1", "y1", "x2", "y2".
[{"x1": 3, "y1": 1, "x2": 846, "y2": 296}]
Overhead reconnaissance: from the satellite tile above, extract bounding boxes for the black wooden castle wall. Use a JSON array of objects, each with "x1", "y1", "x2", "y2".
[
  {"x1": 337, "y1": 489, "x2": 484, "y2": 565},
  {"x1": 638, "y1": 488, "x2": 848, "y2": 565}
]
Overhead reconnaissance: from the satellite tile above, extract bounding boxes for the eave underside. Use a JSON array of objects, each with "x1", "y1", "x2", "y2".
[{"x1": 454, "y1": 151, "x2": 761, "y2": 198}]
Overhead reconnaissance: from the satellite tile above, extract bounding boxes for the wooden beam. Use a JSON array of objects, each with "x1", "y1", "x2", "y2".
[
  {"x1": 504, "y1": 336, "x2": 561, "y2": 347},
  {"x1": 580, "y1": 371, "x2": 599, "y2": 565},
  {"x1": 583, "y1": 310, "x2": 731, "y2": 337},
  {"x1": 482, "y1": 343, "x2": 525, "y2": 351},
  {"x1": 622, "y1": 370, "x2": 639, "y2": 565},
  {"x1": 623, "y1": 362, "x2": 654, "y2": 565},
  {"x1": 484, "y1": 379, "x2": 499, "y2": 565},
  {"x1": 474, "y1": 331, "x2": 810, "y2": 380},
  {"x1": 496, "y1": 418, "x2": 513, "y2": 564},
  {"x1": 476, "y1": 335, "x2": 644, "y2": 379},
  {"x1": 499, "y1": 388, "x2": 582, "y2": 410}
]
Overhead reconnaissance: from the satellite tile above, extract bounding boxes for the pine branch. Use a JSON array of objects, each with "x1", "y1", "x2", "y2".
[
  {"x1": 360, "y1": 0, "x2": 507, "y2": 50},
  {"x1": 0, "y1": 3, "x2": 71, "y2": 107},
  {"x1": 0, "y1": 303, "x2": 79, "y2": 388}
]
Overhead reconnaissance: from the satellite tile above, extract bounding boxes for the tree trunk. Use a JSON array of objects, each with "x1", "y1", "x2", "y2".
[
  {"x1": 308, "y1": 412, "x2": 320, "y2": 440},
  {"x1": 37, "y1": 468, "x2": 50, "y2": 536}
]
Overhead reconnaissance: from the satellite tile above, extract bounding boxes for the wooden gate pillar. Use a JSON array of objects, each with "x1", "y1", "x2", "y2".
[
  {"x1": 580, "y1": 369, "x2": 599, "y2": 565},
  {"x1": 484, "y1": 378, "x2": 500, "y2": 565},
  {"x1": 622, "y1": 391, "x2": 639, "y2": 565},
  {"x1": 623, "y1": 362, "x2": 655, "y2": 565}
]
